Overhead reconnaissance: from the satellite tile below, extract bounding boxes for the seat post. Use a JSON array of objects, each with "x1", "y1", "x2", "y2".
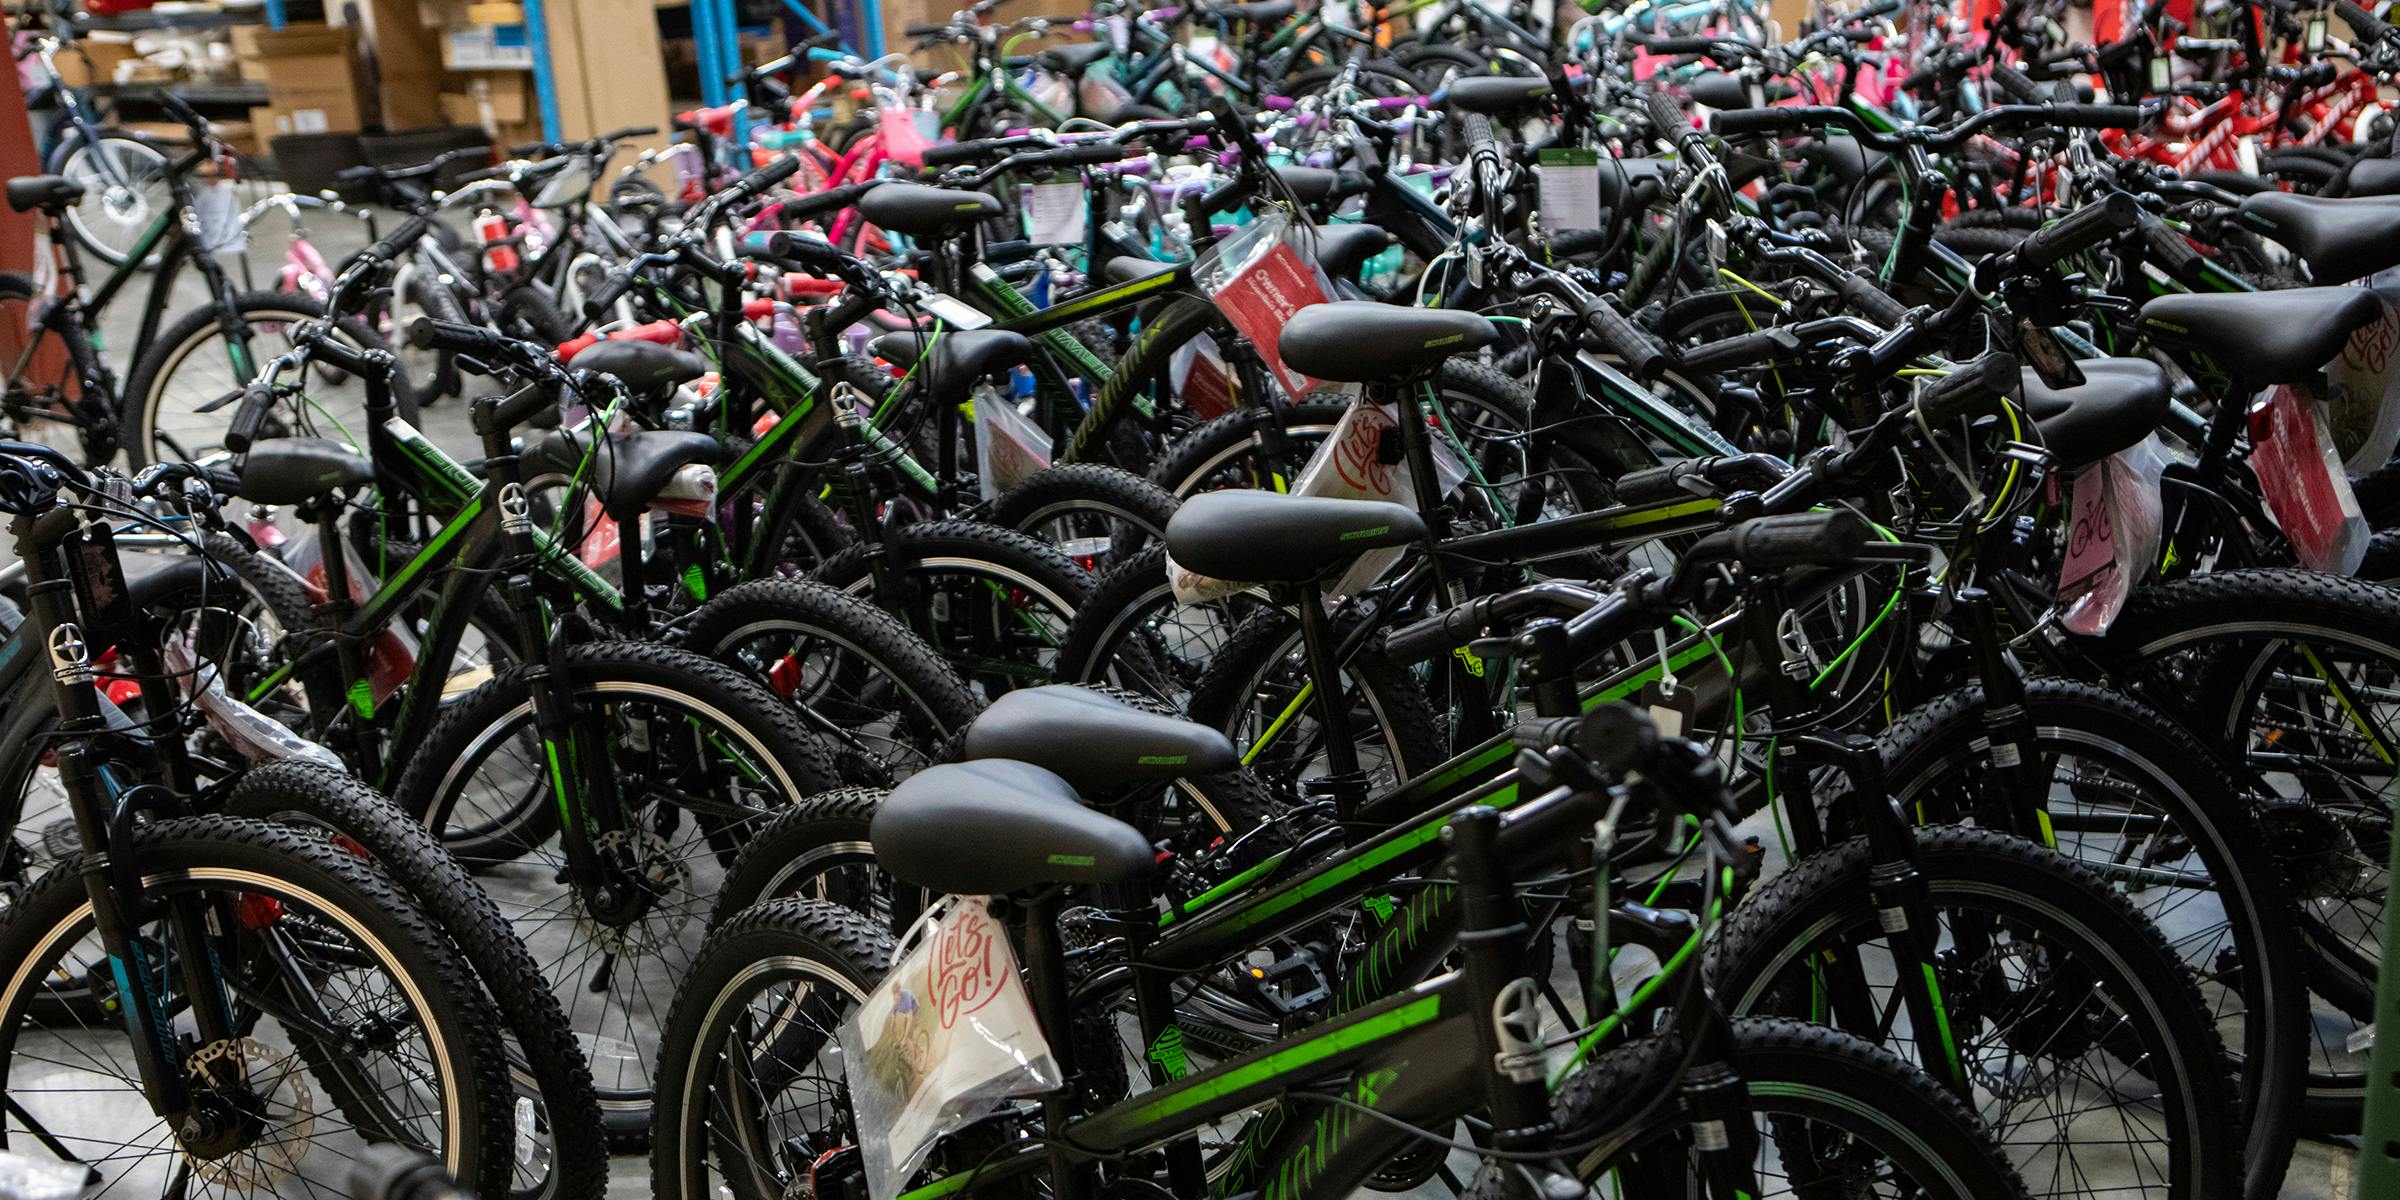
[
  {"x1": 1017, "y1": 891, "x2": 1093, "y2": 1200},
  {"x1": 1289, "y1": 579, "x2": 1370, "y2": 819}
]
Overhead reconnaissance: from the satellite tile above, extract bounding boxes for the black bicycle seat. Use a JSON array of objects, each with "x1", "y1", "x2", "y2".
[
  {"x1": 1166, "y1": 489, "x2": 1424, "y2": 585},
  {"x1": 574, "y1": 340, "x2": 708, "y2": 395},
  {"x1": 2019, "y1": 357, "x2": 2170, "y2": 471},
  {"x1": 237, "y1": 438, "x2": 376, "y2": 505},
  {"x1": 871, "y1": 759, "x2": 1154, "y2": 895},
  {"x1": 532, "y1": 428, "x2": 720, "y2": 518},
  {"x1": 2139, "y1": 287, "x2": 2382, "y2": 384},
  {"x1": 856, "y1": 182, "x2": 1001, "y2": 239},
  {"x1": 869, "y1": 328, "x2": 1033, "y2": 405},
  {"x1": 5, "y1": 175, "x2": 83, "y2": 214},
  {"x1": 961, "y1": 685, "x2": 1237, "y2": 794},
  {"x1": 2235, "y1": 191, "x2": 2400, "y2": 283},
  {"x1": 1314, "y1": 224, "x2": 1390, "y2": 283},
  {"x1": 1278, "y1": 300, "x2": 1498, "y2": 383}
]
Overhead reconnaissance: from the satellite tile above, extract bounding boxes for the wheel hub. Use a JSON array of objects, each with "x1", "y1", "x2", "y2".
[{"x1": 180, "y1": 1037, "x2": 314, "y2": 1186}]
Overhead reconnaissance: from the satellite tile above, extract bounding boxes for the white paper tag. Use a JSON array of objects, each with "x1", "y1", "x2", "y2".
[
  {"x1": 1536, "y1": 149, "x2": 1602, "y2": 231},
  {"x1": 1022, "y1": 179, "x2": 1087, "y2": 246},
  {"x1": 920, "y1": 292, "x2": 994, "y2": 330},
  {"x1": 195, "y1": 177, "x2": 245, "y2": 256}
]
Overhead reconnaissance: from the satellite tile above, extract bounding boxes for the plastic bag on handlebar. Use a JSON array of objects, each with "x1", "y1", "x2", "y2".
[
  {"x1": 279, "y1": 527, "x2": 420, "y2": 702},
  {"x1": 163, "y1": 630, "x2": 344, "y2": 769},
  {"x1": 194, "y1": 176, "x2": 245, "y2": 256},
  {"x1": 1188, "y1": 208, "x2": 1338, "y2": 404},
  {"x1": 2055, "y1": 434, "x2": 2165, "y2": 635}
]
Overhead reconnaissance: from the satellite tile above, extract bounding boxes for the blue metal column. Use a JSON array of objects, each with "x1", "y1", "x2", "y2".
[
  {"x1": 525, "y1": 0, "x2": 563, "y2": 141},
  {"x1": 695, "y1": 0, "x2": 731, "y2": 106},
  {"x1": 262, "y1": 0, "x2": 286, "y2": 30}
]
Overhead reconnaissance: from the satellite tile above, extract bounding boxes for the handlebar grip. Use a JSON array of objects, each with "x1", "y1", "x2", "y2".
[
  {"x1": 1614, "y1": 462, "x2": 1697, "y2": 504},
  {"x1": 2014, "y1": 190, "x2": 2140, "y2": 271},
  {"x1": 508, "y1": 141, "x2": 553, "y2": 158},
  {"x1": 2142, "y1": 218, "x2": 2204, "y2": 277},
  {"x1": 1382, "y1": 596, "x2": 1494, "y2": 665},
  {"x1": 1723, "y1": 510, "x2": 1876, "y2": 570},
  {"x1": 905, "y1": 22, "x2": 947, "y2": 35},
  {"x1": 779, "y1": 179, "x2": 881, "y2": 222},
  {"x1": 922, "y1": 138, "x2": 1006, "y2": 166},
  {"x1": 603, "y1": 125, "x2": 659, "y2": 141},
  {"x1": 225, "y1": 385, "x2": 276, "y2": 455},
  {"x1": 1049, "y1": 140, "x2": 1132, "y2": 165},
  {"x1": 725, "y1": 154, "x2": 803, "y2": 204},
  {"x1": 1832, "y1": 271, "x2": 1910, "y2": 327},
  {"x1": 583, "y1": 273, "x2": 635, "y2": 319},
  {"x1": 1988, "y1": 62, "x2": 2042, "y2": 101},
  {"x1": 2340, "y1": 0, "x2": 2392, "y2": 39},
  {"x1": 2050, "y1": 103, "x2": 2145, "y2": 129},
  {"x1": 404, "y1": 316, "x2": 506, "y2": 358},
  {"x1": 1913, "y1": 352, "x2": 2021, "y2": 425},
  {"x1": 1643, "y1": 35, "x2": 1719, "y2": 54},
  {"x1": 1582, "y1": 298, "x2": 1670, "y2": 380},
  {"x1": 1645, "y1": 90, "x2": 1686, "y2": 142},
  {"x1": 1680, "y1": 327, "x2": 1795, "y2": 372},
  {"x1": 1711, "y1": 106, "x2": 1812, "y2": 137},
  {"x1": 363, "y1": 213, "x2": 434, "y2": 264}
]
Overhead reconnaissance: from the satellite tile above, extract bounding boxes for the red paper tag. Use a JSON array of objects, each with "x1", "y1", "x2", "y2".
[
  {"x1": 1183, "y1": 348, "x2": 1235, "y2": 420},
  {"x1": 1211, "y1": 239, "x2": 1329, "y2": 401},
  {"x1": 2250, "y1": 384, "x2": 2366, "y2": 572}
]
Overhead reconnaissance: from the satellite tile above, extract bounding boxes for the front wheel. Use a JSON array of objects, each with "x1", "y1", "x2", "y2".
[
  {"x1": 125, "y1": 291, "x2": 417, "y2": 468},
  {"x1": 0, "y1": 817, "x2": 516, "y2": 1197},
  {"x1": 1481, "y1": 1019, "x2": 2036, "y2": 1200},
  {"x1": 391, "y1": 641, "x2": 842, "y2": 1147},
  {"x1": 51, "y1": 130, "x2": 170, "y2": 269}
]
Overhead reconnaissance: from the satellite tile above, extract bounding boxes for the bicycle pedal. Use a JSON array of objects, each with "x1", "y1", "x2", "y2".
[{"x1": 1240, "y1": 949, "x2": 1331, "y2": 1017}]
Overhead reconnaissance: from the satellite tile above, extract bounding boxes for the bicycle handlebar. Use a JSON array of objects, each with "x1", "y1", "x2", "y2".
[{"x1": 1712, "y1": 101, "x2": 2144, "y2": 147}]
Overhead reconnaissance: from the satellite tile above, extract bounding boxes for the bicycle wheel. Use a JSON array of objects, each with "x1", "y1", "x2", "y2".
[
  {"x1": 125, "y1": 292, "x2": 418, "y2": 468},
  {"x1": 0, "y1": 816, "x2": 514, "y2": 1197},
  {"x1": 681, "y1": 578, "x2": 982, "y2": 788},
  {"x1": 986, "y1": 462, "x2": 1180, "y2": 575},
  {"x1": 808, "y1": 520, "x2": 1092, "y2": 697},
  {"x1": 650, "y1": 899, "x2": 892, "y2": 1200},
  {"x1": 1053, "y1": 544, "x2": 1270, "y2": 705},
  {"x1": 391, "y1": 640, "x2": 840, "y2": 1147},
  {"x1": 1493, "y1": 1019, "x2": 2034, "y2": 1200},
  {"x1": 1184, "y1": 603, "x2": 1450, "y2": 796},
  {"x1": 51, "y1": 130, "x2": 169, "y2": 269},
  {"x1": 1873, "y1": 679, "x2": 2306, "y2": 1200},
  {"x1": 0, "y1": 273, "x2": 117, "y2": 464},
  {"x1": 1149, "y1": 402, "x2": 1346, "y2": 498},
  {"x1": 2084, "y1": 567, "x2": 2400, "y2": 1127},
  {"x1": 219, "y1": 761, "x2": 609, "y2": 1200},
  {"x1": 1710, "y1": 827, "x2": 2236, "y2": 1200}
]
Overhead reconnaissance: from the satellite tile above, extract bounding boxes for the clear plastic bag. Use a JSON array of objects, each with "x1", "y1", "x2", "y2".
[
  {"x1": 2251, "y1": 383, "x2": 2371, "y2": 574},
  {"x1": 841, "y1": 896, "x2": 1056, "y2": 1200},
  {"x1": 1190, "y1": 209, "x2": 1336, "y2": 403},
  {"x1": 281, "y1": 529, "x2": 420, "y2": 701},
  {"x1": 975, "y1": 388, "x2": 1055, "y2": 503},
  {"x1": 2055, "y1": 435, "x2": 2166, "y2": 636},
  {"x1": 2327, "y1": 288, "x2": 2400, "y2": 473},
  {"x1": 162, "y1": 631, "x2": 343, "y2": 769}
]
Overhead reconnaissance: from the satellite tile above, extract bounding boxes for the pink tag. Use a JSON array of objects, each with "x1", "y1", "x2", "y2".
[{"x1": 2058, "y1": 463, "x2": 2117, "y2": 591}]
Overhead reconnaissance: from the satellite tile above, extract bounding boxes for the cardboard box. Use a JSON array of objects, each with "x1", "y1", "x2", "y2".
[
  {"x1": 441, "y1": 23, "x2": 534, "y2": 70},
  {"x1": 440, "y1": 71, "x2": 529, "y2": 127},
  {"x1": 50, "y1": 35, "x2": 141, "y2": 88},
  {"x1": 245, "y1": 23, "x2": 365, "y2": 132}
]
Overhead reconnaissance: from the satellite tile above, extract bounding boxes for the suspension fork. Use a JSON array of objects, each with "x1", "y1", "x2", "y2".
[{"x1": 14, "y1": 506, "x2": 205, "y2": 1125}]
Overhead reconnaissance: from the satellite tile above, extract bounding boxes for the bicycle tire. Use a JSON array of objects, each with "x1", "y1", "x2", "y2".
[
  {"x1": 218, "y1": 761, "x2": 609, "y2": 1200},
  {"x1": 1184, "y1": 603, "x2": 1450, "y2": 793},
  {"x1": 124, "y1": 290, "x2": 419, "y2": 468},
  {"x1": 1709, "y1": 826, "x2": 2237, "y2": 1200},
  {"x1": 806, "y1": 519, "x2": 1094, "y2": 694},
  {"x1": 0, "y1": 816, "x2": 515, "y2": 1197}
]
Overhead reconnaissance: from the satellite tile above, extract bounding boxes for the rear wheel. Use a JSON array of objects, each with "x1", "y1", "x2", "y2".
[
  {"x1": 126, "y1": 291, "x2": 417, "y2": 468},
  {"x1": 51, "y1": 130, "x2": 170, "y2": 269}
]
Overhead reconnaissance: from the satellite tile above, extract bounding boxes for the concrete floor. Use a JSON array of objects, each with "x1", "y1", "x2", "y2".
[{"x1": 26, "y1": 191, "x2": 2369, "y2": 1200}]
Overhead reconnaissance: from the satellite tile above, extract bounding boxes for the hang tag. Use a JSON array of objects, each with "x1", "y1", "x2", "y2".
[
  {"x1": 1536, "y1": 148, "x2": 1603, "y2": 232},
  {"x1": 2150, "y1": 56, "x2": 2171, "y2": 93},
  {"x1": 1637, "y1": 678, "x2": 1697, "y2": 739},
  {"x1": 2309, "y1": 17, "x2": 2328, "y2": 51},
  {"x1": 194, "y1": 178, "x2": 246, "y2": 257},
  {"x1": 1021, "y1": 177, "x2": 1087, "y2": 246},
  {"x1": 919, "y1": 293, "x2": 994, "y2": 330}
]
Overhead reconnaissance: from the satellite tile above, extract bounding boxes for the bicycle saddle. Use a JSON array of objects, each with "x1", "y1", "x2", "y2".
[
  {"x1": 2234, "y1": 192, "x2": 2400, "y2": 283},
  {"x1": 237, "y1": 437, "x2": 376, "y2": 505},
  {"x1": 871, "y1": 759, "x2": 1154, "y2": 895},
  {"x1": 1271, "y1": 165, "x2": 1366, "y2": 206},
  {"x1": 2019, "y1": 358, "x2": 2170, "y2": 471},
  {"x1": 2139, "y1": 286, "x2": 2382, "y2": 384},
  {"x1": 869, "y1": 328, "x2": 1034, "y2": 405},
  {"x1": 5, "y1": 175, "x2": 83, "y2": 214},
  {"x1": 1204, "y1": 0, "x2": 1297, "y2": 21},
  {"x1": 1314, "y1": 223, "x2": 1391, "y2": 284},
  {"x1": 961, "y1": 685, "x2": 1238, "y2": 795},
  {"x1": 1036, "y1": 41, "x2": 1113, "y2": 75},
  {"x1": 2344, "y1": 157, "x2": 2400, "y2": 198},
  {"x1": 573, "y1": 340, "x2": 708, "y2": 395},
  {"x1": 1278, "y1": 301, "x2": 1499, "y2": 383},
  {"x1": 532, "y1": 428, "x2": 720, "y2": 518},
  {"x1": 1166, "y1": 490, "x2": 1425, "y2": 585},
  {"x1": 855, "y1": 183, "x2": 1002, "y2": 239},
  {"x1": 1442, "y1": 76, "x2": 1553, "y2": 117}
]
